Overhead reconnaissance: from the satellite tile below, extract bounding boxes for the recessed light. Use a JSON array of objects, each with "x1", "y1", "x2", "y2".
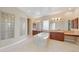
[
  {"x1": 27, "y1": 10, "x2": 31, "y2": 13},
  {"x1": 36, "y1": 12, "x2": 40, "y2": 16},
  {"x1": 68, "y1": 8, "x2": 72, "y2": 11}
]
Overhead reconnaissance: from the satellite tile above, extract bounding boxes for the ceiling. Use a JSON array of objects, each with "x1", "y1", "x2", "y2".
[
  {"x1": 0, "y1": 7, "x2": 78, "y2": 18},
  {"x1": 18, "y1": 7, "x2": 77, "y2": 18}
]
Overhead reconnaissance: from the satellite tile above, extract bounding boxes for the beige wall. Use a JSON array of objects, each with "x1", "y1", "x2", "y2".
[{"x1": 28, "y1": 17, "x2": 36, "y2": 36}]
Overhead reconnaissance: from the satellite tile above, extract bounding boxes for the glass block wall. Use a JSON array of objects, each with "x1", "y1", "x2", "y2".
[{"x1": 0, "y1": 12, "x2": 15, "y2": 40}]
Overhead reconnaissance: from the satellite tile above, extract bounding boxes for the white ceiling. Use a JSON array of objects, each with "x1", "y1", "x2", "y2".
[
  {"x1": 0, "y1": 7, "x2": 78, "y2": 18},
  {"x1": 18, "y1": 7, "x2": 76, "y2": 17},
  {"x1": 0, "y1": 7, "x2": 78, "y2": 20}
]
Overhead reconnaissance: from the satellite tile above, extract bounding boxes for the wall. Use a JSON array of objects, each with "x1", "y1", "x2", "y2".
[{"x1": 0, "y1": 8, "x2": 28, "y2": 47}]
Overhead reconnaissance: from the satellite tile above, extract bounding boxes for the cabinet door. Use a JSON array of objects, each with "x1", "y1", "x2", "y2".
[
  {"x1": 32, "y1": 31, "x2": 37, "y2": 35},
  {"x1": 50, "y1": 32, "x2": 64, "y2": 41},
  {"x1": 72, "y1": 18, "x2": 78, "y2": 29},
  {"x1": 32, "y1": 30, "x2": 42, "y2": 35}
]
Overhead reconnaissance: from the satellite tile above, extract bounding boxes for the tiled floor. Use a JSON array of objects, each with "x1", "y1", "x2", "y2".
[{"x1": 0, "y1": 36, "x2": 79, "y2": 52}]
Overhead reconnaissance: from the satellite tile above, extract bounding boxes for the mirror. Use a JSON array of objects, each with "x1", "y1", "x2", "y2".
[{"x1": 32, "y1": 17, "x2": 79, "y2": 32}]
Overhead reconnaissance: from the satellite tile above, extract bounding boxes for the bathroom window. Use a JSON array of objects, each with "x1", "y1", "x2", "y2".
[{"x1": 42, "y1": 20, "x2": 49, "y2": 30}]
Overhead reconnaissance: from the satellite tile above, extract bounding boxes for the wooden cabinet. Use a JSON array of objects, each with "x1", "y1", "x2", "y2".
[
  {"x1": 72, "y1": 18, "x2": 78, "y2": 29},
  {"x1": 49, "y1": 32, "x2": 64, "y2": 41},
  {"x1": 32, "y1": 30, "x2": 42, "y2": 35}
]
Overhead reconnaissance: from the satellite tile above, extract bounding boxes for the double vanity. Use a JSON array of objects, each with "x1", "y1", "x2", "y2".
[
  {"x1": 31, "y1": 17, "x2": 79, "y2": 44},
  {"x1": 32, "y1": 30, "x2": 79, "y2": 44}
]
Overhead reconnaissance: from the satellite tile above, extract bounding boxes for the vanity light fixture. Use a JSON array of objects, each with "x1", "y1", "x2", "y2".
[
  {"x1": 68, "y1": 8, "x2": 72, "y2": 11},
  {"x1": 27, "y1": 10, "x2": 31, "y2": 13},
  {"x1": 52, "y1": 17, "x2": 61, "y2": 22},
  {"x1": 36, "y1": 11, "x2": 40, "y2": 16},
  {"x1": 55, "y1": 18, "x2": 58, "y2": 20},
  {"x1": 58, "y1": 18, "x2": 61, "y2": 20}
]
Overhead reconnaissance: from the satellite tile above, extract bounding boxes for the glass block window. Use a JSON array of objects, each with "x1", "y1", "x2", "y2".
[{"x1": 0, "y1": 12, "x2": 15, "y2": 40}]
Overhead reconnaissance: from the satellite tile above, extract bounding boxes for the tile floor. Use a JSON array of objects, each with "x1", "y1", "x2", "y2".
[{"x1": 0, "y1": 36, "x2": 79, "y2": 52}]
